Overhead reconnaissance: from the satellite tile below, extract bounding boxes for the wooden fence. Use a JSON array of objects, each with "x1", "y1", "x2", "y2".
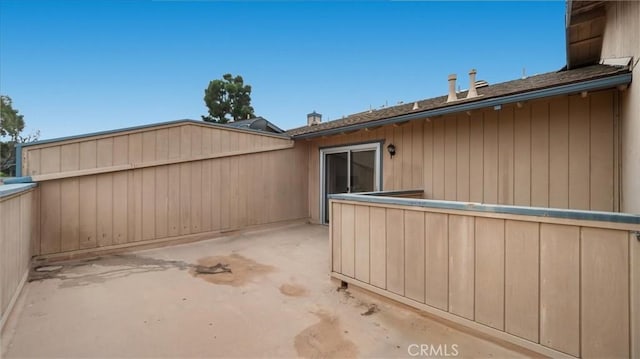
[
  {"x1": 0, "y1": 184, "x2": 37, "y2": 330},
  {"x1": 330, "y1": 193, "x2": 640, "y2": 358},
  {"x1": 19, "y1": 121, "x2": 309, "y2": 259}
]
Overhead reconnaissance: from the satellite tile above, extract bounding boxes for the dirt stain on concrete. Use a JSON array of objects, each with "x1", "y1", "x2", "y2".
[
  {"x1": 279, "y1": 283, "x2": 308, "y2": 297},
  {"x1": 294, "y1": 311, "x2": 358, "y2": 359},
  {"x1": 30, "y1": 255, "x2": 191, "y2": 288},
  {"x1": 190, "y1": 254, "x2": 274, "y2": 287}
]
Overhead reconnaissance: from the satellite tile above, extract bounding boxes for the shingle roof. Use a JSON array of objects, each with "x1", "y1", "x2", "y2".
[{"x1": 286, "y1": 64, "x2": 630, "y2": 137}]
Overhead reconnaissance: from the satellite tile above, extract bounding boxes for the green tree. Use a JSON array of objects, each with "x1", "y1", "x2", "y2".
[
  {"x1": 202, "y1": 73, "x2": 255, "y2": 123},
  {"x1": 1, "y1": 96, "x2": 39, "y2": 176}
]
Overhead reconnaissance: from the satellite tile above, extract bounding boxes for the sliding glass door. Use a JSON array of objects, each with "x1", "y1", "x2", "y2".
[{"x1": 320, "y1": 143, "x2": 381, "y2": 223}]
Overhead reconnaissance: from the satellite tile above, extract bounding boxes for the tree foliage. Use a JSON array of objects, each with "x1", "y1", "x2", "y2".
[
  {"x1": 1, "y1": 96, "x2": 39, "y2": 176},
  {"x1": 202, "y1": 73, "x2": 255, "y2": 123}
]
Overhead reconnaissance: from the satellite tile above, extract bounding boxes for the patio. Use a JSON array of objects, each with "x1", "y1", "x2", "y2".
[{"x1": 1, "y1": 223, "x2": 534, "y2": 358}]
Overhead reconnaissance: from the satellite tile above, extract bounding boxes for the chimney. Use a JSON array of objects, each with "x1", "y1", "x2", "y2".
[
  {"x1": 307, "y1": 111, "x2": 322, "y2": 126},
  {"x1": 447, "y1": 74, "x2": 457, "y2": 102},
  {"x1": 467, "y1": 69, "x2": 478, "y2": 99}
]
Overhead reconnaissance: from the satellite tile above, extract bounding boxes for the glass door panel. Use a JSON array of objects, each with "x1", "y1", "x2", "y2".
[
  {"x1": 324, "y1": 152, "x2": 349, "y2": 222},
  {"x1": 350, "y1": 150, "x2": 376, "y2": 193}
]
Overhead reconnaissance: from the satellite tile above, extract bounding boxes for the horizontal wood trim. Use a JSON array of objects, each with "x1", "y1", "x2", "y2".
[
  {"x1": 331, "y1": 272, "x2": 575, "y2": 359},
  {"x1": 31, "y1": 143, "x2": 294, "y2": 182},
  {"x1": 330, "y1": 199, "x2": 640, "y2": 231}
]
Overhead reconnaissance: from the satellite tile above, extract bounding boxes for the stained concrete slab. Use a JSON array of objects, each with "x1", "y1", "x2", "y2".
[{"x1": 1, "y1": 223, "x2": 535, "y2": 358}]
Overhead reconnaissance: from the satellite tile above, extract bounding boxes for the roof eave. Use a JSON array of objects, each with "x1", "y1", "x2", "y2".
[{"x1": 291, "y1": 71, "x2": 632, "y2": 140}]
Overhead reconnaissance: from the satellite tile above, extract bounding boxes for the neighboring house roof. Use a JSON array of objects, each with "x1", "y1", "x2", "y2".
[
  {"x1": 224, "y1": 117, "x2": 285, "y2": 133},
  {"x1": 287, "y1": 64, "x2": 631, "y2": 139}
]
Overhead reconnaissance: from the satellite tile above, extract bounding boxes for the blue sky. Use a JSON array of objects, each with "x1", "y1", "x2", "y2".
[{"x1": 0, "y1": 0, "x2": 566, "y2": 140}]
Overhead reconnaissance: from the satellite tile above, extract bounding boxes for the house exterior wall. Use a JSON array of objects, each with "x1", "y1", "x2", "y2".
[
  {"x1": 601, "y1": 1, "x2": 640, "y2": 214},
  {"x1": 307, "y1": 91, "x2": 620, "y2": 223},
  {"x1": 27, "y1": 124, "x2": 308, "y2": 258}
]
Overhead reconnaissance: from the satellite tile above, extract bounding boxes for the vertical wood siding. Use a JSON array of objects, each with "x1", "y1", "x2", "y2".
[
  {"x1": 1, "y1": 188, "x2": 36, "y2": 327},
  {"x1": 308, "y1": 91, "x2": 617, "y2": 222},
  {"x1": 330, "y1": 199, "x2": 637, "y2": 358},
  {"x1": 22, "y1": 123, "x2": 292, "y2": 178},
  {"x1": 31, "y1": 125, "x2": 308, "y2": 257}
]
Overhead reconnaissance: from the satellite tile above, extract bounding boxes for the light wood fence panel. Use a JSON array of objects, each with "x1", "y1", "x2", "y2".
[
  {"x1": 330, "y1": 197, "x2": 639, "y2": 358},
  {"x1": 1, "y1": 185, "x2": 37, "y2": 330}
]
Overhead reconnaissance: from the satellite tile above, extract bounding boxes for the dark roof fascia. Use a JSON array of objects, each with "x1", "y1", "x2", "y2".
[
  {"x1": 292, "y1": 71, "x2": 632, "y2": 140},
  {"x1": 22, "y1": 119, "x2": 292, "y2": 148}
]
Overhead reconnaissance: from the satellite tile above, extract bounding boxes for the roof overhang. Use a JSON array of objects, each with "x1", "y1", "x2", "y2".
[
  {"x1": 566, "y1": 0, "x2": 607, "y2": 69},
  {"x1": 292, "y1": 71, "x2": 631, "y2": 140}
]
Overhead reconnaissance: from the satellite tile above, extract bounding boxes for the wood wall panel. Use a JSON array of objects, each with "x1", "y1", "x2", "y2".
[
  {"x1": 514, "y1": 104, "x2": 531, "y2": 206},
  {"x1": 386, "y1": 209, "x2": 405, "y2": 295},
  {"x1": 589, "y1": 91, "x2": 614, "y2": 211},
  {"x1": 540, "y1": 224, "x2": 580, "y2": 356},
  {"x1": 456, "y1": 115, "x2": 470, "y2": 201},
  {"x1": 369, "y1": 207, "x2": 387, "y2": 289},
  {"x1": 505, "y1": 220, "x2": 539, "y2": 342},
  {"x1": 569, "y1": 95, "x2": 591, "y2": 210},
  {"x1": 483, "y1": 110, "x2": 499, "y2": 204},
  {"x1": 531, "y1": 101, "x2": 550, "y2": 207},
  {"x1": 404, "y1": 210, "x2": 425, "y2": 303},
  {"x1": 354, "y1": 205, "x2": 370, "y2": 283},
  {"x1": 340, "y1": 204, "x2": 355, "y2": 278},
  {"x1": 425, "y1": 212, "x2": 448, "y2": 310},
  {"x1": 331, "y1": 202, "x2": 341, "y2": 272},
  {"x1": 448, "y1": 215, "x2": 475, "y2": 320},
  {"x1": 469, "y1": 113, "x2": 484, "y2": 202},
  {"x1": 475, "y1": 217, "x2": 505, "y2": 330},
  {"x1": 498, "y1": 107, "x2": 514, "y2": 205},
  {"x1": 580, "y1": 227, "x2": 629, "y2": 358},
  {"x1": 59, "y1": 178, "x2": 79, "y2": 251},
  {"x1": 96, "y1": 174, "x2": 113, "y2": 247},
  {"x1": 549, "y1": 97, "x2": 570, "y2": 208}
]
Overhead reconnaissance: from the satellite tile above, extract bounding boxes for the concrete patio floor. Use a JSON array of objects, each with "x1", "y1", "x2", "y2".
[{"x1": 2, "y1": 223, "x2": 535, "y2": 358}]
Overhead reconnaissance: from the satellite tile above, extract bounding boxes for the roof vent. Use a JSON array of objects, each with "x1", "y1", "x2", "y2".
[
  {"x1": 466, "y1": 69, "x2": 478, "y2": 99},
  {"x1": 412, "y1": 102, "x2": 419, "y2": 110},
  {"x1": 307, "y1": 111, "x2": 322, "y2": 126},
  {"x1": 475, "y1": 80, "x2": 489, "y2": 88},
  {"x1": 447, "y1": 74, "x2": 457, "y2": 102}
]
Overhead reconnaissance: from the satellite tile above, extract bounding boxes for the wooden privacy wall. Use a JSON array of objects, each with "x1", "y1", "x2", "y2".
[
  {"x1": 308, "y1": 91, "x2": 618, "y2": 222},
  {"x1": 28, "y1": 122, "x2": 308, "y2": 257},
  {"x1": 330, "y1": 198, "x2": 639, "y2": 358},
  {"x1": 36, "y1": 143, "x2": 307, "y2": 256},
  {"x1": 21, "y1": 122, "x2": 292, "y2": 180},
  {"x1": 1, "y1": 186, "x2": 37, "y2": 329}
]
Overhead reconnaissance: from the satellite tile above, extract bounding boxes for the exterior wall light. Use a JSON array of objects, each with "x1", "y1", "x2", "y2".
[{"x1": 387, "y1": 144, "x2": 396, "y2": 158}]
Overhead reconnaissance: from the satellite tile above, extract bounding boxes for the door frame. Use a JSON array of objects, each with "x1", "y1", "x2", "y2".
[{"x1": 319, "y1": 141, "x2": 382, "y2": 224}]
